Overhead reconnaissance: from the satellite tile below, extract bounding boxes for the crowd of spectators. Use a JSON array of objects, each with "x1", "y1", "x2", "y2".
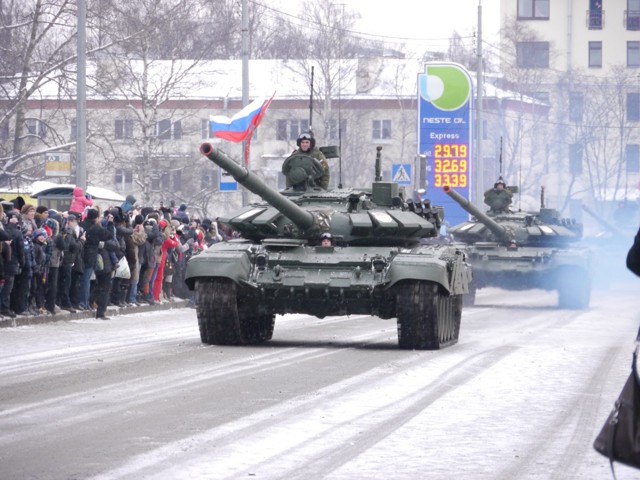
[{"x1": 0, "y1": 187, "x2": 229, "y2": 320}]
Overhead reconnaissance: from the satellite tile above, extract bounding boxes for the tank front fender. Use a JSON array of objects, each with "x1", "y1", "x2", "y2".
[
  {"x1": 386, "y1": 254, "x2": 465, "y2": 294},
  {"x1": 184, "y1": 251, "x2": 251, "y2": 289}
]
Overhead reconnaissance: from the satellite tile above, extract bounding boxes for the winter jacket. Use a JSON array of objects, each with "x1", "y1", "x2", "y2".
[{"x1": 69, "y1": 186, "x2": 93, "y2": 215}]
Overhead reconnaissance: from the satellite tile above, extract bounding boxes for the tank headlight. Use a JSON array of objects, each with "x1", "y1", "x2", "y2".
[
  {"x1": 372, "y1": 257, "x2": 386, "y2": 273},
  {"x1": 255, "y1": 253, "x2": 268, "y2": 270}
]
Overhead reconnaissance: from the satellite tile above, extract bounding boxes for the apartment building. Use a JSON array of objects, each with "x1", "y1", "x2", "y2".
[{"x1": 500, "y1": 0, "x2": 640, "y2": 223}]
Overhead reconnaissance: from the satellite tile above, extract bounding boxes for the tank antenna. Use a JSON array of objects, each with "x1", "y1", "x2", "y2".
[{"x1": 309, "y1": 66, "x2": 314, "y2": 134}]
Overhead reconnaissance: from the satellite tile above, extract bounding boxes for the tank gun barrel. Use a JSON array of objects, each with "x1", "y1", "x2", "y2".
[
  {"x1": 200, "y1": 143, "x2": 316, "y2": 231},
  {"x1": 443, "y1": 186, "x2": 511, "y2": 242}
]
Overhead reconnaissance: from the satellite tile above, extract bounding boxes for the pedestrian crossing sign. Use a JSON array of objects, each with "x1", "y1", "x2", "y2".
[{"x1": 392, "y1": 164, "x2": 412, "y2": 185}]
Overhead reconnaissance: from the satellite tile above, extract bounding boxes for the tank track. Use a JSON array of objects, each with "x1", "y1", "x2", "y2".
[{"x1": 396, "y1": 281, "x2": 462, "y2": 350}]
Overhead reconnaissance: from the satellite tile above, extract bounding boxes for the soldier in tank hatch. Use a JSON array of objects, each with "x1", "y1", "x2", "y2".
[
  {"x1": 289, "y1": 132, "x2": 330, "y2": 190},
  {"x1": 484, "y1": 176, "x2": 513, "y2": 214}
]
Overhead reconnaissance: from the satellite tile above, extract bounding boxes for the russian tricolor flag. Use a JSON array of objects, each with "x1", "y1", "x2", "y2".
[{"x1": 210, "y1": 94, "x2": 274, "y2": 143}]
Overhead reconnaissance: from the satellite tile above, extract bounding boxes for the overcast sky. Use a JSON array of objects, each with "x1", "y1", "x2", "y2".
[{"x1": 273, "y1": 0, "x2": 501, "y2": 55}]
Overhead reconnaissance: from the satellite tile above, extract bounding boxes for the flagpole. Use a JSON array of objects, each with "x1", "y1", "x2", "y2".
[{"x1": 241, "y1": 0, "x2": 249, "y2": 206}]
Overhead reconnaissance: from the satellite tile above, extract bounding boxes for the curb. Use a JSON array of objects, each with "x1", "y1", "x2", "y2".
[{"x1": 0, "y1": 299, "x2": 192, "y2": 328}]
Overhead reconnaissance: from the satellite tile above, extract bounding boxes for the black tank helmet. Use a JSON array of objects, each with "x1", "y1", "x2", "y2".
[
  {"x1": 494, "y1": 176, "x2": 506, "y2": 188},
  {"x1": 296, "y1": 131, "x2": 315, "y2": 149}
]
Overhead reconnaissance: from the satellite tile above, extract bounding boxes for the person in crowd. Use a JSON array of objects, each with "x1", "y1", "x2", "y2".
[
  {"x1": 31, "y1": 229, "x2": 48, "y2": 315},
  {"x1": 126, "y1": 214, "x2": 147, "y2": 305},
  {"x1": 12, "y1": 219, "x2": 33, "y2": 315},
  {"x1": 34, "y1": 206, "x2": 49, "y2": 228},
  {"x1": 69, "y1": 214, "x2": 86, "y2": 311},
  {"x1": 152, "y1": 219, "x2": 179, "y2": 302},
  {"x1": 43, "y1": 213, "x2": 68, "y2": 316},
  {"x1": 1, "y1": 210, "x2": 25, "y2": 318},
  {"x1": 78, "y1": 207, "x2": 102, "y2": 311},
  {"x1": 21, "y1": 204, "x2": 37, "y2": 232},
  {"x1": 138, "y1": 218, "x2": 161, "y2": 305},
  {"x1": 120, "y1": 194, "x2": 137, "y2": 215},
  {"x1": 174, "y1": 203, "x2": 189, "y2": 222},
  {"x1": 93, "y1": 210, "x2": 121, "y2": 320},
  {"x1": 69, "y1": 185, "x2": 93, "y2": 217},
  {"x1": 58, "y1": 213, "x2": 80, "y2": 313},
  {"x1": 109, "y1": 209, "x2": 133, "y2": 307}
]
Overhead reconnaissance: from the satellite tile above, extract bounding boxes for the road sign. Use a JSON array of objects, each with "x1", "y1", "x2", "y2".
[
  {"x1": 392, "y1": 164, "x2": 412, "y2": 185},
  {"x1": 219, "y1": 169, "x2": 237, "y2": 191}
]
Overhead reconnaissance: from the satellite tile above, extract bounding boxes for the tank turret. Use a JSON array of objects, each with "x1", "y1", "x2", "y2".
[
  {"x1": 200, "y1": 142, "x2": 442, "y2": 246},
  {"x1": 443, "y1": 185, "x2": 591, "y2": 309},
  {"x1": 444, "y1": 186, "x2": 511, "y2": 243},
  {"x1": 186, "y1": 143, "x2": 472, "y2": 351}
]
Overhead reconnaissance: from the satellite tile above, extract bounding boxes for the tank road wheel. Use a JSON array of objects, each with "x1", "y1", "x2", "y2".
[
  {"x1": 557, "y1": 268, "x2": 591, "y2": 310},
  {"x1": 396, "y1": 281, "x2": 462, "y2": 350},
  {"x1": 196, "y1": 279, "x2": 243, "y2": 345}
]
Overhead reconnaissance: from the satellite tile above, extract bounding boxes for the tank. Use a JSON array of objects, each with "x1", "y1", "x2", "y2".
[
  {"x1": 581, "y1": 204, "x2": 637, "y2": 286},
  {"x1": 444, "y1": 186, "x2": 592, "y2": 309},
  {"x1": 184, "y1": 143, "x2": 472, "y2": 350}
]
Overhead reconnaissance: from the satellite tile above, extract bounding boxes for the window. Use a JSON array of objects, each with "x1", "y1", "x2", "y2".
[
  {"x1": 276, "y1": 119, "x2": 309, "y2": 141},
  {"x1": 517, "y1": 0, "x2": 549, "y2": 19},
  {"x1": 328, "y1": 119, "x2": 347, "y2": 141},
  {"x1": 628, "y1": 92, "x2": 640, "y2": 121},
  {"x1": 627, "y1": 144, "x2": 640, "y2": 173},
  {"x1": 201, "y1": 119, "x2": 212, "y2": 139},
  {"x1": 172, "y1": 170, "x2": 182, "y2": 191},
  {"x1": 628, "y1": 41, "x2": 640, "y2": 67},
  {"x1": 150, "y1": 175, "x2": 161, "y2": 192},
  {"x1": 0, "y1": 122, "x2": 8, "y2": 141},
  {"x1": 588, "y1": 0, "x2": 603, "y2": 29},
  {"x1": 114, "y1": 168, "x2": 133, "y2": 191},
  {"x1": 372, "y1": 119, "x2": 391, "y2": 140},
  {"x1": 589, "y1": 41, "x2": 602, "y2": 68},
  {"x1": 627, "y1": 0, "x2": 640, "y2": 30},
  {"x1": 156, "y1": 119, "x2": 182, "y2": 140},
  {"x1": 569, "y1": 143, "x2": 583, "y2": 175},
  {"x1": 529, "y1": 91, "x2": 550, "y2": 104},
  {"x1": 25, "y1": 119, "x2": 47, "y2": 139},
  {"x1": 569, "y1": 92, "x2": 584, "y2": 122},
  {"x1": 517, "y1": 41, "x2": 550, "y2": 68},
  {"x1": 115, "y1": 119, "x2": 134, "y2": 140}
]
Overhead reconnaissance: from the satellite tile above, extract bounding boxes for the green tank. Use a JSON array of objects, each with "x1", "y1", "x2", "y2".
[
  {"x1": 184, "y1": 143, "x2": 472, "y2": 350},
  {"x1": 444, "y1": 186, "x2": 592, "y2": 309}
]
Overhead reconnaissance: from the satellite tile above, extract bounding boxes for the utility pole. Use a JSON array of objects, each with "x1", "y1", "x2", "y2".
[
  {"x1": 75, "y1": 0, "x2": 87, "y2": 189},
  {"x1": 241, "y1": 0, "x2": 249, "y2": 206},
  {"x1": 475, "y1": 0, "x2": 484, "y2": 206}
]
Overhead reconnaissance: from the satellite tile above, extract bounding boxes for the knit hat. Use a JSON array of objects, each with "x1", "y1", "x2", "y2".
[
  {"x1": 86, "y1": 208, "x2": 99, "y2": 221},
  {"x1": 21, "y1": 204, "x2": 36, "y2": 214},
  {"x1": 179, "y1": 203, "x2": 187, "y2": 211},
  {"x1": 36, "y1": 205, "x2": 49, "y2": 214},
  {"x1": 33, "y1": 228, "x2": 48, "y2": 241}
]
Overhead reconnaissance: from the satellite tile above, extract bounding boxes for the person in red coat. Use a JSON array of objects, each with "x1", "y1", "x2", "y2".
[
  {"x1": 68, "y1": 186, "x2": 93, "y2": 217},
  {"x1": 152, "y1": 220, "x2": 179, "y2": 302}
]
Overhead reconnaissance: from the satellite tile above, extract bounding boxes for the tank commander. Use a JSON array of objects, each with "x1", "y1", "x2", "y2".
[
  {"x1": 288, "y1": 131, "x2": 330, "y2": 190},
  {"x1": 319, "y1": 231, "x2": 333, "y2": 247},
  {"x1": 484, "y1": 176, "x2": 513, "y2": 214}
]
